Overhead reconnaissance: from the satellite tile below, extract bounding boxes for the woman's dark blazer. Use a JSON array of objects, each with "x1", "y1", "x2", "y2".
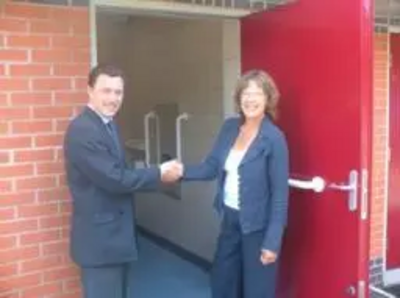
[{"x1": 183, "y1": 116, "x2": 289, "y2": 253}]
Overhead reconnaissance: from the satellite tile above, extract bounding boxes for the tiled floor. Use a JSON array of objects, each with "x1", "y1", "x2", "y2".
[
  {"x1": 131, "y1": 236, "x2": 211, "y2": 298},
  {"x1": 384, "y1": 285, "x2": 400, "y2": 297}
]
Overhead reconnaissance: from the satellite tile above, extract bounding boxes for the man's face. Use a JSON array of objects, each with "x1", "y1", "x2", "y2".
[{"x1": 88, "y1": 74, "x2": 124, "y2": 118}]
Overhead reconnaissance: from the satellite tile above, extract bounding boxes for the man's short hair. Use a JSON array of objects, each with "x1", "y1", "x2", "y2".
[{"x1": 88, "y1": 64, "x2": 125, "y2": 87}]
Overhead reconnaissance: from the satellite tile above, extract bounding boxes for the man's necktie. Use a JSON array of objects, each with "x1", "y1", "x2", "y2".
[{"x1": 105, "y1": 121, "x2": 121, "y2": 156}]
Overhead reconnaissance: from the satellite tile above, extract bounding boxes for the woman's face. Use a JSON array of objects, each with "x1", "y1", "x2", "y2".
[{"x1": 240, "y1": 80, "x2": 267, "y2": 120}]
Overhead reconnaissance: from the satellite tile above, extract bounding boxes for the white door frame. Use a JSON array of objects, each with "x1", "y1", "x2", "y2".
[{"x1": 89, "y1": 0, "x2": 251, "y2": 66}]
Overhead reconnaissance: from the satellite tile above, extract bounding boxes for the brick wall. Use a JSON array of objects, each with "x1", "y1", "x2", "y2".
[
  {"x1": 0, "y1": 2, "x2": 90, "y2": 297},
  {"x1": 370, "y1": 32, "x2": 390, "y2": 286}
]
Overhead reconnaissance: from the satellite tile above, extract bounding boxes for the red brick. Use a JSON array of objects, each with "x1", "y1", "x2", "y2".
[
  {"x1": 72, "y1": 20, "x2": 90, "y2": 36},
  {"x1": 52, "y1": 36, "x2": 89, "y2": 49},
  {"x1": 0, "y1": 192, "x2": 36, "y2": 207},
  {"x1": 32, "y1": 78, "x2": 72, "y2": 91},
  {"x1": 73, "y1": 78, "x2": 87, "y2": 90},
  {"x1": 37, "y1": 162, "x2": 63, "y2": 175},
  {"x1": 58, "y1": 174, "x2": 67, "y2": 187},
  {"x1": 0, "y1": 18, "x2": 28, "y2": 33},
  {"x1": 59, "y1": 201, "x2": 71, "y2": 214},
  {"x1": 56, "y1": 119, "x2": 70, "y2": 133},
  {"x1": 0, "y1": 136, "x2": 32, "y2": 149},
  {"x1": 11, "y1": 92, "x2": 52, "y2": 106},
  {"x1": 51, "y1": 293, "x2": 81, "y2": 298},
  {"x1": 44, "y1": 266, "x2": 76, "y2": 282},
  {"x1": 0, "y1": 235, "x2": 17, "y2": 251},
  {"x1": 0, "y1": 219, "x2": 38, "y2": 235},
  {"x1": 0, "y1": 246, "x2": 40, "y2": 262},
  {"x1": 40, "y1": 215, "x2": 69, "y2": 229},
  {"x1": 20, "y1": 230, "x2": 61, "y2": 246},
  {"x1": 54, "y1": 64, "x2": 89, "y2": 77},
  {"x1": 64, "y1": 277, "x2": 80, "y2": 291},
  {"x1": 0, "y1": 121, "x2": 9, "y2": 135},
  {"x1": 61, "y1": 227, "x2": 70, "y2": 240},
  {"x1": 33, "y1": 107, "x2": 73, "y2": 119},
  {"x1": 0, "y1": 263, "x2": 18, "y2": 276},
  {"x1": 0, "y1": 273, "x2": 42, "y2": 289},
  {"x1": 0, "y1": 152, "x2": 10, "y2": 164},
  {"x1": 0, "y1": 207, "x2": 16, "y2": 220},
  {"x1": 7, "y1": 35, "x2": 50, "y2": 48},
  {"x1": 0, "y1": 93, "x2": 9, "y2": 107},
  {"x1": 37, "y1": 188, "x2": 69, "y2": 203},
  {"x1": 55, "y1": 148, "x2": 64, "y2": 161},
  {"x1": 73, "y1": 50, "x2": 90, "y2": 63},
  {"x1": 18, "y1": 203, "x2": 59, "y2": 218},
  {"x1": 0, "y1": 49, "x2": 28, "y2": 62},
  {"x1": 16, "y1": 176, "x2": 57, "y2": 190},
  {"x1": 50, "y1": 7, "x2": 87, "y2": 21},
  {"x1": 4, "y1": 4, "x2": 51, "y2": 19},
  {"x1": 0, "y1": 180, "x2": 12, "y2": 193},
  {"x1": 0, "y1": 78, "x2": 29, "y2": 90},
  {"x1": 10, "y1": 65, "x2": 51, "y2": 77},
  {"x1": 32, "y1": 49, "x2": 71, "y2": 63},
  {"x1": 0, "y1": 107, "x2": 30, "y2": 120},
  {"x1": 23, "y1": 281, "x2": 63, "y2": 297},
  {"x1": 34, "y1": 134, "x2": 64, "y2": 148},
  {"x1": 0, "y1": 164, "x2": 34, "y2": 178},
  {"x1": 15, "y1": 149, "x2": 55, "y2": 162},
  {"x1": 42, "y1": 240, "x2": 68, "y2": 256},
  {"x1": 12, "y1": 120, "x2": 53, "y2": 134},
  {"x1": 30, "y1": 19, "x2": 70, "y2": 35},
  {"x1": 55, "y1": 91, "x2": 87, "y2": 105}
]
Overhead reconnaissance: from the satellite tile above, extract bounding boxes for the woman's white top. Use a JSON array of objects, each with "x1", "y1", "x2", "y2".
[{"x1": 223, "y1": 149, "x2": 246, "y2": 210}]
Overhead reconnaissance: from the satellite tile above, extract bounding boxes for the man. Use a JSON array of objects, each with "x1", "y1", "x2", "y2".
[{"x1": 64, "y1": 64, "x2": 179, "y2": 298}]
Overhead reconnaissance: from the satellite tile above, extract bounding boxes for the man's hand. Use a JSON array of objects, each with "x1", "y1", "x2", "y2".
[
  {"x1": 160, "y1": 160, "x2": 183, "y2": 183},
  {"x1": 260, "y1": 249, "x2": 277, "y2": 265}
]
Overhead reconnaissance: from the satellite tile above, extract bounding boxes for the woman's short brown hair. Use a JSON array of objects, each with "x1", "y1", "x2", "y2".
[{"x1": 234, "y1": 69, "x2": 280, "y2": 121}]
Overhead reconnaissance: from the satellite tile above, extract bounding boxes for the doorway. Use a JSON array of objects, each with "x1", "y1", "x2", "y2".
[{"x1": 94, "y1": 5, "x2": 242, "y2": 296}]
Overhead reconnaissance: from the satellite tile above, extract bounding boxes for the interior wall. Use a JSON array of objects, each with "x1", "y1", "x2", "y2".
[{"x1": 97, "y1": 13, "x2": 240, "y2": 260}]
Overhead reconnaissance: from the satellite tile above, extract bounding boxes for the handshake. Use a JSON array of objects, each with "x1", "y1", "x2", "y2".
[{"x1": 160, "y1": 160, "x2": 184, "y2": 183}]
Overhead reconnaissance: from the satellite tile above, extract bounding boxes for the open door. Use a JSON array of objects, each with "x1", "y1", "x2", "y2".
[
  {"x1": 241, "y1": 0, "x2": 372, "y2": 297},
  {"x1": 387, "y1": 33, "x2": 400, "y2": 278}
]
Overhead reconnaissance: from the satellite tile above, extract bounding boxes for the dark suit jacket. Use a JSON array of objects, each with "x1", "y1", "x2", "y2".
[
  {"x1": 64, "y1": 107, "x2": 161, "y2": 267},
  {"x1": 183, "y1": 116, "x2": 289, "y2": 253}
]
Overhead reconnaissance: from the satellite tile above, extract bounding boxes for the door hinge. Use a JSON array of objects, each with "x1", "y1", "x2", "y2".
[
  {"x1": 347, "y1": 281, "x2": 366, "y2": 298},
  {"x1": 358, "y1": 280, "x2": 366, "y2": 298}
]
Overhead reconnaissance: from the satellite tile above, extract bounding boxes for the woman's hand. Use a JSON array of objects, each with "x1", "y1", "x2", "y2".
[{"x1": 260, "y1": 249, "x2": 277, "y2": 265}]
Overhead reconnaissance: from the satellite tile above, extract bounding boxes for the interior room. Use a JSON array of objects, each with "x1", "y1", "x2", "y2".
[{"x1": 96, "y1": 9, "x2": 241, "y2": 297}]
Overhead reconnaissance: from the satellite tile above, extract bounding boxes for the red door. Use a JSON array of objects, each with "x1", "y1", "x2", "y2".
[
  {"x1": 241, "y1": 0, "x2": 372, "y2": 297},
  {"x1": 387, "y1": 34, "x2": 400, "y2": 270}
]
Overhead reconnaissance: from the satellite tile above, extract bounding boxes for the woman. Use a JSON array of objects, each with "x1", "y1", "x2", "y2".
[{"x1": 181, "y1": 69, "x2": 289, "y2": 298}]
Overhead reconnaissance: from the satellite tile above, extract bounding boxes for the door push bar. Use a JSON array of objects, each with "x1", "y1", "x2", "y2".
[
  {"x1": 144, "y1": 111, "x2": 160, "y2": 166},
  {"x1": 289, "y1": 169, "x2": 366, "y2": 215},
  {"x1": 176, "y1": 113, "x2": 190, "y2": 161}
]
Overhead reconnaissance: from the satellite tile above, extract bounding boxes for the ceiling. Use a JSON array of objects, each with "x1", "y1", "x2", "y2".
[{"x1": 376, "y1": 0, "x2": 400, "y2": 18}]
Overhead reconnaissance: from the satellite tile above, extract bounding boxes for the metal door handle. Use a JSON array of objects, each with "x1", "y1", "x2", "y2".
[
  {"x1": 327, "y1": 170, "x2": 358, "y2": 212},
  {"x1": 289, "y1": 177, "x2": 326, "y2": 193},
  {"x1": 176, "y1": 113, "x2": 190, "y2": 161},
  {"x1": 144, "y1": 111, "x2": 156, "y2": 166},
  {"x1": 153, "y1": 113, "x2": 161, "y2": 164},
  {"x1": 289, "y1": 170, "x2": 366, "y2": 214}
]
